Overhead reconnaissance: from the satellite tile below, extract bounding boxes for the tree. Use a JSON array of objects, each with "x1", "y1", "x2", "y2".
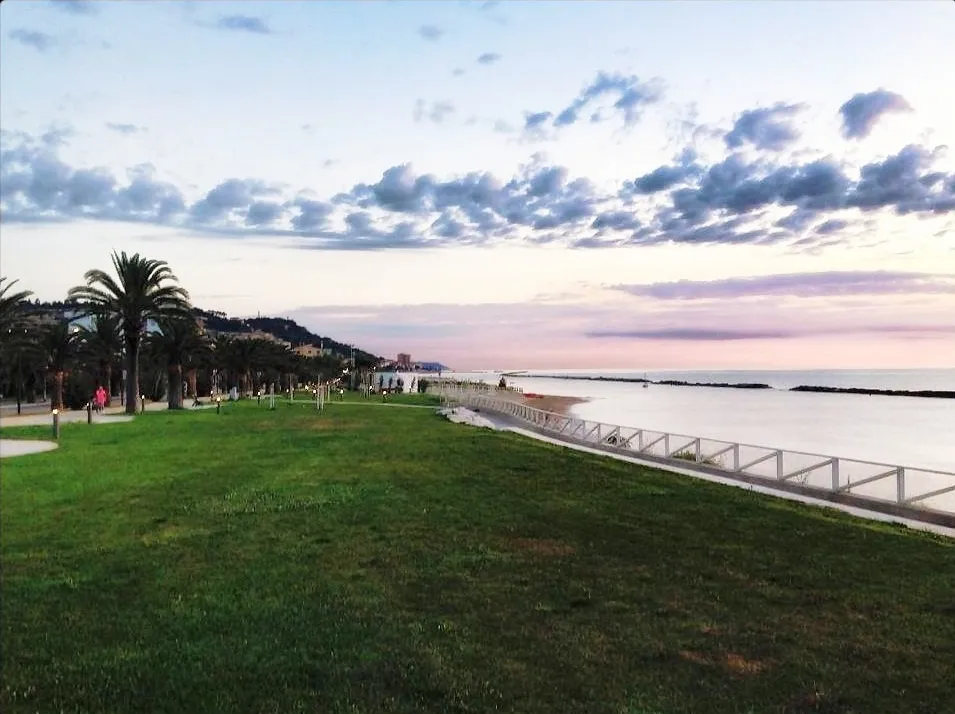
[
  {"x1": 148, "y1": 316, "x2": 204, "y2": 409},
  {"x1": 68, "y1": 252, "x2": 190, "y2": 415},
  {"x1": 39, "y1": 322, "x2": 80, "y2": 411},
  {"x1": 78, "y1": 312, "x2": 123, "y2": 406},
  {"x1": 0, "y1": 277, "x2": 38, "y2": 413},
  {"x1": 0, "y1": 277, "x2": 34, "y2": 336}
]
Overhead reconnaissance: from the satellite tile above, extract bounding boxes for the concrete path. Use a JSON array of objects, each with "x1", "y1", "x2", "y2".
[
  {"x1": 0, "y1": 402, "x2": 214, "y2": 429},
  {"x1": 0, "y1": 439, "x2": 59, "y2": 458}
]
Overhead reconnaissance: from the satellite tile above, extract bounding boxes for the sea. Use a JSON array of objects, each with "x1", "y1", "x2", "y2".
[{"x1": 441, "y1": 369, "x2": 955, "y2": 474}]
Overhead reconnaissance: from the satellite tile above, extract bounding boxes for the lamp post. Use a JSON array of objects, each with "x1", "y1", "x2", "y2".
[
  {"x1": 52, "y1": 408, "x2": 60, "y2": 439},
  {"x1": 216, "y1": 396, "x2": 222, "y2": 414},
  {"x1": 140, "y1": 394, "x2": 145, "y2": 413},
  {"x1": 87, "y1": 401, "x2": 93, "y2": 424}
]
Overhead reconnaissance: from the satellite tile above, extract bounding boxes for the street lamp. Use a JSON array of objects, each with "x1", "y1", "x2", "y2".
[
  {"x1": 216, "y1": 396, "x2": 222, "y2": 414},
  {"x1": 52, "y1": 408, "x2": 60, "y2": 439}
]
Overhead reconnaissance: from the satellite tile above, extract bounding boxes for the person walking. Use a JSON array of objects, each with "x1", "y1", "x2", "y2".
[{"x1": 94, "y1": 385, "x2": 107, "y2": 413}]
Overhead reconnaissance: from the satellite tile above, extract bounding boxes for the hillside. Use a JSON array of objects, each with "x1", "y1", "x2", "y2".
[
  {"x1": 22, "y1": 300, "x2": 382, "y2": 363},
  {"x1": 193, "y1": 308, "x2": 380, "y2": 362}
]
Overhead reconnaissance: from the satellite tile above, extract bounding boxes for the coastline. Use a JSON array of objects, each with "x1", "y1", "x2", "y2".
[
  {"x1": 503, "y1": 374, "x2": 955, "y2": 399},
  {"x1": 521, "y1": 393, "x2": 589, "y2": 414}
]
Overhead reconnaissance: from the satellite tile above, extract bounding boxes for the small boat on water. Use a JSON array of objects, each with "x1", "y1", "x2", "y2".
[{"x1": 643, "y1": 372, "x2": 649, "y2": 388}]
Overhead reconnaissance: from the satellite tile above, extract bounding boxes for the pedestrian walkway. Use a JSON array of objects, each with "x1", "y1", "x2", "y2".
[
  {"x1": 0, "y1": 401, "x2": 213, "y2": 428},
  {"x1": 0, "y1": 439, "x2": 58, "y2": 459}
]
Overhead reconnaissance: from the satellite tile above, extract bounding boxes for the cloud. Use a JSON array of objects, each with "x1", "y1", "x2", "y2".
[
  {"x1": 49, "y1": 0, "x2": 96, "y2": 15},
  {"x1": 839, "y1": 89, "x2": 912, "y2": 140},
  {"x1": 477, "y1": 52, "x2": 502, "y2": 65},
  {"x1": 452, "y1": 68, "x2": 466, "y2": 77},
  {"x1": 418, "y1": 24, "x2": 444, "y2": 41},
  {"x1": 724, "y1": 103, "x2": 804, "y2": 151},
  {"x1": 524, "y1": 71, "x2": 664, "y2": 135},
  {"x1": 214, "y1": 15, "x2": 273, "y2": 35},
  {"x1": 492, "y1": 119, "x2": 515, "y2": 134},
  {"x1": 586, "y1": 324, "x2": 955, "y2": 341},
  {"x1": 588, "y1": 327, "x2": 797, "y2": 341},
  {"x1": 413, "y1": 100, "x2": 456, "y2": 124},
  {"x1": 8, "y1": 29, "x2": 57, "y2": 52},
  {"x1": 611, "y1": 271, "x2": 955, "y2": 301},
  {"x1": 105, "y1": 122, "x2": 146, "y2": 135},
  {"x1": 1, "y1": 128, "x2": 952, "y2": 252},
  {"x1": 625, "y1": 149, "x2": 701, "y2": 195}
]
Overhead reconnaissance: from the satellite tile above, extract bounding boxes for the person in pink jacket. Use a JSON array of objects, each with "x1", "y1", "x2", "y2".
[{"x1": 94, "y1": 385, "x2": 107, "y2": 413}]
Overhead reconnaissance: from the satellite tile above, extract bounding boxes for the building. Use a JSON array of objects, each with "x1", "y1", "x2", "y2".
[
  {"x1": 397, "y1": 353, "x2": 412, "y2": 370},
  {"x1": 231, "y1": 330, "x2": 292, "y2": 348},
  {"x1": 293, "y1": 344, "x2": 333, "y2": 359}
]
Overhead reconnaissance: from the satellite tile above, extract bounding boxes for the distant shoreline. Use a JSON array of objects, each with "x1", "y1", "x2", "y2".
[{"x1": 500, "y1": 373, "x2": 955, "y2": 399}]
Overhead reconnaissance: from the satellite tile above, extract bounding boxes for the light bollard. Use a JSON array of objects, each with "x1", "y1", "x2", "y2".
[
  {"x1": 52, "y1": 408, "x2": 60, "y2": 439},
  {"x1": 216, "y1": 396, "x2": 222, "y2": 414},
  {"x1": 140, "y1": 394, "x2": 145, "y2": 413},
  {"x1": 269, "y1": 384, "x2": 275, "y2": 410},
  {"x1": 87, "y1": 401, "x2": 93, "y2": 424}
]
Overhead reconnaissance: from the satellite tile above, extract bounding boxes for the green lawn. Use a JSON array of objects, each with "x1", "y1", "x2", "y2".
[{"x1": 2, "y1": 397, "x2": 953, "y2": 714}]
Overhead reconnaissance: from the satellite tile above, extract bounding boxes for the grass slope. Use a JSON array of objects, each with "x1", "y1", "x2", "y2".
[{"x1": 2, "y1": 396, "x2": 953, "y2": 714}]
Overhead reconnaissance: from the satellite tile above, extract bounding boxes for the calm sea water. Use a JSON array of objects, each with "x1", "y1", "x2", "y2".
[{"x1": 445, "y1": 369, "x2": 955, "y2": 472}]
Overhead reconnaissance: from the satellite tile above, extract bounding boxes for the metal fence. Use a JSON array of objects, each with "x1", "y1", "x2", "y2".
[{"x1": 434, "y1": 386, "x2": 955, "y2": 517}]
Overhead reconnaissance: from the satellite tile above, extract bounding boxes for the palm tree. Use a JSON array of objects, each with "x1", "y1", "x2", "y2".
[
  {"x1": 78, "y1": 312, "x2": 123, "y2": 407},
  {"x1": 0, "y1": 277, "x2": 34, "y2": 336},
  {"x1": 1, "y1": 325, "x2": 41, "y2": 415},
  {"x1": 0, "y1": 278, "x2": 38, "y2": 414},
  {"x1": 148, "y1": 316, "x2": 204, "y2": 409},
  {"x1": 68, "y1": 252, "x2": 190, "y2": 414},
  {"x1": 39, "y1": 322, "x2": 80, "y2": 411}
]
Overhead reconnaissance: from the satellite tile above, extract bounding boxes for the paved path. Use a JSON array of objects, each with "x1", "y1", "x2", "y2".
[
  {"x1": 0, "y1": 439, "x2": 58, "y2": 458},
  {"x1": 0, "y1": 401, "x2": 214, "y2": 429}
]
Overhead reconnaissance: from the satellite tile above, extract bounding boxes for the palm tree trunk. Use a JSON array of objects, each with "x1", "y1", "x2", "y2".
[
  {"x1": 53, "y1": 371, "x2": 64, "y2": 411},
  {"x1": 104, "y1": 363, "x2": 113, "y2": 407},
  {"x1": 187, "y1": 368, "x2": 197, "y2": 400},
  {"x1": 168, "y1": 364, "x2": 183, "y2": 409},
  {"x1": 125, "y1": 337, "x2": 139, "y2": 415}
]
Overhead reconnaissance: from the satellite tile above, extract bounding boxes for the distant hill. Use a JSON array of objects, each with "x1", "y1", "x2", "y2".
[
  {"x1": 23, "y1": 300, "x2": 382, "y2": 363},
  {"x1": 192, "y1": 308, "x2": 380, "y2": 362}
]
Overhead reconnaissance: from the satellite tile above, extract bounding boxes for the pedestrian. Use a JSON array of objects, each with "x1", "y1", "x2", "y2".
[{"x1": 94, "y1": 385, "x2": 107, "y2": 413}]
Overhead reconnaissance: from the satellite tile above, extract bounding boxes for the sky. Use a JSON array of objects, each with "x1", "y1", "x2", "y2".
[{"x1": 1, "y1": 0, "x2": 954, "y2": 371}]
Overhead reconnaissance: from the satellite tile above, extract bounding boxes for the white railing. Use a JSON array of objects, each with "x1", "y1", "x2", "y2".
[{"x1": 434, "y1": 387, "x2": 955, "y2": 517}]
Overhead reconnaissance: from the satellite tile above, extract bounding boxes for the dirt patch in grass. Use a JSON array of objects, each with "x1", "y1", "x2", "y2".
[
  {"x1": 679, "y1": 650, "x2": 767, "y2": 676},
  {"x1": 509, "y1": 537, "x2": 577, "y2": 556},
  {"x1": 521, "y1": 394, "x2": 588, "y2": 415},
  {"x1": 724, "y1": 652, "x2": 767, "y2": 676},
  {"x1": 679, "y1": 650, "x2": 710, "y2": 665}
]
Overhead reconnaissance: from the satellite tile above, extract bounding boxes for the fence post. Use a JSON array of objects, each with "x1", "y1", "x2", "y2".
[
  {"x1": 831, "y1": 458, "x2": 840, "y2": 490},
  {"x1": 896, "y1": 467, "x2": 905, "y2": 503},
  {"x1": 776, "y1": 450, "x2": 784, "y2": 479}
]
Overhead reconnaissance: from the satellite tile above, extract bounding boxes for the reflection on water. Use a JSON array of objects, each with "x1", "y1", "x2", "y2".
[{"x1": 448, "y1": 371, "x2": 955, "y2": 472}]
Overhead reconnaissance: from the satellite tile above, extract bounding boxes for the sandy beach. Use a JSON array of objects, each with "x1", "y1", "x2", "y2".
[{"x1": 521, "y1": 393, "x2": 588, "y2": 414}]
